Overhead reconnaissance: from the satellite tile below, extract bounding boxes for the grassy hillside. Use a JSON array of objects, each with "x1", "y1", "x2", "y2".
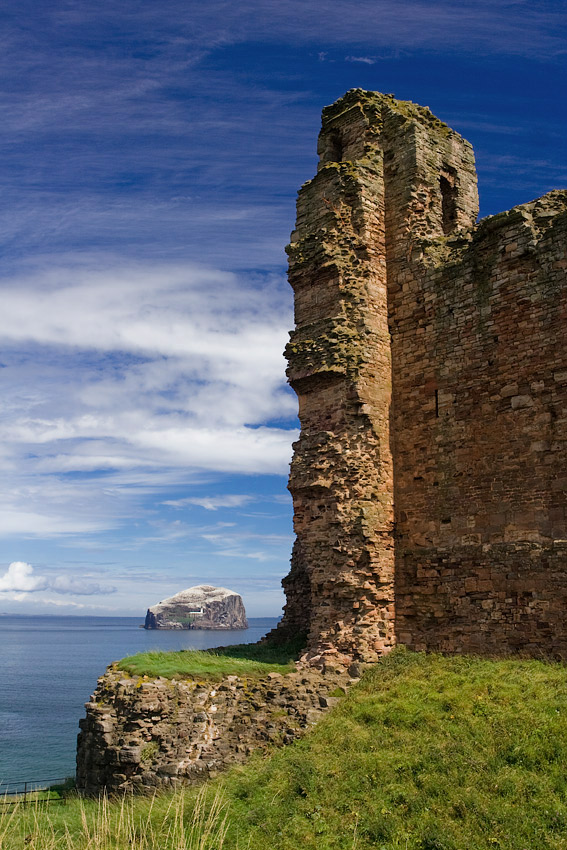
[
  {"x1": 216, "y1": 648, "x2": 567, "y2": 849},
  {"x1": 5, "y1": 650, "x2": 567, "y2": 850}
]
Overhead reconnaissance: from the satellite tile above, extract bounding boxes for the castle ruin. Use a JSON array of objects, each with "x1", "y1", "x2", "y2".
[
  {"x1": 75, "y1": 92, "x2": 567, "y2": 793},
  {"x1": 275, "y1": 89, "x2": 567, "y2": 664}
]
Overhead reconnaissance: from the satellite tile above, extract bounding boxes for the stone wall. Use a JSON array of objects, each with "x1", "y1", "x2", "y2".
[
  {"x1": 276, "y1": 89, "x2": 567, "y2": 662},
  {"x1": 76, "y1": 664, "x2": 354, "y2": 795},
  {"x1": 275, "y1": 93, "x2": 397, "y2": 664},
  {"x1": 393, "y1": 191, "x2": 567, "y2": 655}
]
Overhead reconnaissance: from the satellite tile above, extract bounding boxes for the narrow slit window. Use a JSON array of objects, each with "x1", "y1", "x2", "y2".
[
  {"x1": 328, "y1": 130, "x2": 344, "y2": 163},
  {"x1": 440, "y1": 166, "x2": 458, "y2": 235}
]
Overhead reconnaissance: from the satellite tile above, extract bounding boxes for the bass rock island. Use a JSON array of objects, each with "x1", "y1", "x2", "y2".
[{"x1": 143, "y1": 584, "x2": 248, "y2": 630}]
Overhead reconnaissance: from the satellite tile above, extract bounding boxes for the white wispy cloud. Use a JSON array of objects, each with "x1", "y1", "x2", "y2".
[
  {"x1": 0, "y1": 257, "x2": 296, "y2": 538},
  {"x1": 29, "y1": 0, "x2": 562, "y2": 59},
  {"x1": 345, "y1": 56, "x2": 376, "y2": 65},
  {"x1": 163, "y1": 495, "x2": 253, "y2": 510},
  {"x1": 49, "y1": 575, "x2": 117, "y2": 595},
  {"x1": 200, "y1": 528, "x2": 294, "y2": 562},
  {"x1": 0, "y1": 510, "x2": 112, "y2": 537},
  {"x1": 0, "y1": 562, "x2": 116, "y2": 595}
]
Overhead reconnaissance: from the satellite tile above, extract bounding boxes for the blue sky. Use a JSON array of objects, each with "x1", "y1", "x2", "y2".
[{"x1": 0, "y1": 0, "x2": 565, "y2": 617}]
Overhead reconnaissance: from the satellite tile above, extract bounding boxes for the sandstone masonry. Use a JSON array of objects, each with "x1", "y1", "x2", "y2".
[
  {"x1": 274, "y1": 89, "x2": 567, "y2": 663},
  {"x1": 76, "y1": 664, "x2": 353, "y2": 794}
]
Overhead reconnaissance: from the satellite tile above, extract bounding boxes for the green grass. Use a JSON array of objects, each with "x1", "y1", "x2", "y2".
[
  {"x1": 0, "y1": 787, "x2": 227, "y2": 850},
  {"x1": 213, "y1": 648, "x2": 567, "y2": 849},
  {"x1": 117, "y1": 637, "x2": 304, "y2": 680},
  {"x1": 6, "y1": 650, "x2": 567, "y2": 849}
]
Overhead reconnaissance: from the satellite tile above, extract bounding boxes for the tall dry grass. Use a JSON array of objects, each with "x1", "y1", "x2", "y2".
[{"x1": 0, "y1": 785, "x2": 227, "y2": 850}]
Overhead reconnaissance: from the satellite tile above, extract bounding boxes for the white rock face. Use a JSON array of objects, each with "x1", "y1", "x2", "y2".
[{"x1": 144, "y1": 584, "x2": 248, "y2": 630}]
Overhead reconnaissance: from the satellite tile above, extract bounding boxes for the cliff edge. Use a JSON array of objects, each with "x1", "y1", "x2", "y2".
[{"x1": 144, "y1": 584, "x2": 248, "y2": 630}]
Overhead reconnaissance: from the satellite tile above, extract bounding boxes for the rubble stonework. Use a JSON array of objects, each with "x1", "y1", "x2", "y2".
[
  {"x1": 76, "y1": 665, "x2": 352, "y2": 794},
  {"x1": 275, "y1": 89, "x2": 567, "y2": 662}
]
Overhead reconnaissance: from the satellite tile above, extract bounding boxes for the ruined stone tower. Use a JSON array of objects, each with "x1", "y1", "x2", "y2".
[{"x1": 275, "y1": 89, "x2": 567, "y2": 664}]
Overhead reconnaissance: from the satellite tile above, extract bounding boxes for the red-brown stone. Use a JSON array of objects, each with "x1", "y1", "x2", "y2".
[{"x1": 271, "y1": 89, "x2": 567, "y2": 664}]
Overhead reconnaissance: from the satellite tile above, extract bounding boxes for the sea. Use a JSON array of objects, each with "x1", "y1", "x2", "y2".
[{"x1": 0, "y1": 615, "x2": 279, "y2": 789}]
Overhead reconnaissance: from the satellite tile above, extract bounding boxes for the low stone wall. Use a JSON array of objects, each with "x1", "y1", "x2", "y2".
[{"x1": 76, "y1": 663, "x2": 357, "y2": 795}]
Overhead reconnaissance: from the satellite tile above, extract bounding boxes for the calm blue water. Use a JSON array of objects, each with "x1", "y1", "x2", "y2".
[{"x1": 0, "y1": 615, "x2": 278, "y2": 786}]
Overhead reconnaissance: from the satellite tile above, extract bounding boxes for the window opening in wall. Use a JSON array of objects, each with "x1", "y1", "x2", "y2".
[
  {"x1": 328, "y1": 130, "x2": 344, "y2": 163},
  {"x1": 440, "y1": 165, "x2": 458, "y2": 235}
]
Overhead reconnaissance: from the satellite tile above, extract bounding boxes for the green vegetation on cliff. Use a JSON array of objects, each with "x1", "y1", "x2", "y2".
[
  {"x1": 5, "y1": 650, "x2": 567, "y2": 849},
  {"x1": 117, "y1": 638, "x2": 303, "y2": 680}
]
